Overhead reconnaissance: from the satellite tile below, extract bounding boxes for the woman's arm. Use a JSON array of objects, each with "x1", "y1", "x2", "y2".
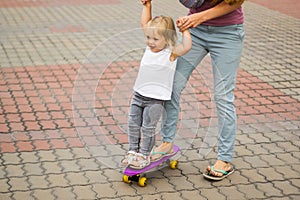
[{"x1": 178, "y1": 0, "x2": 245, "y2": 31}]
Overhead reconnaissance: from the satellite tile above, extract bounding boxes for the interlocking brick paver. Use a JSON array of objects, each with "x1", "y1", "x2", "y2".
[
  {"x1": 160, "y1": 192, "x2": 185, "y2": 200},
  {"x1": 42, "y1": 161, "x2": 63, "y2": 174},
  {"x1": 257, "y1": 167, "x2": 285, "y2": 182},
  {"x1": 256, "y1": 182, "x2": 283, "y2": 198},
  {"x1": 169, "y1": 176, "x2": 194, "y2": 191},
  {"x1": 276, "y1": 153, "x2": 299, "y2": 165},
  {"x1": 11, "y1": 191, "x2": 33, "y2": 200},
  {"x1": 2, "y1": 153, "x2": 21, "y2": 165},
  {"x1": 273, "y1": 180, "x2": 300, "y2": 196},
  {"x1": 47, "y1": 173, "x2": 69, "y2": 188},
  {"x1": 28, "y1": 175, "x2": 49, "y2": 189},
  {"x1": 66, "y1": 172, "x2": 90, "y2": 185},
  {"x1": 219, "y1": 186, "x2": 245, "y2": 200},
  {"x1": 5, "y1": 164, "x2": 24, "y2": 177},
  {"x1": 260, "y1": 154, "x2": 286, "y2": 167},
  {"x1": 111, "y1": 182, "x2": 137, "y2": 197},
  {"x1": 240, "y1": 168, "x2": 266, "y2": 183},
  {"x1": 238, "y1": 184, "x2": 266, "y2": 199},
  {"x1": 8, "y1": 177, "x2": 30, "y2": 191},
  {"x1": 201, "y1": 188, "x2": 226, "y2": 200},
  {"x1": 0, "y1": 178, "x2": 10, "y2": 193},
  {"x1": 23, "y1": 163, "x2": 44, "y2": 176},
  {"x1": 52, "y1": 187, "x2": 76, "y2": 200},
  {"x1": 32, "y1": 189, "x2": 55, "y2": 200}
]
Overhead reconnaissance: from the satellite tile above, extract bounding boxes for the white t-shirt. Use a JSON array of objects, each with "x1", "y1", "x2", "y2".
[{"x1": 133, "y1": 46, "x2": 177, "y2": 100}]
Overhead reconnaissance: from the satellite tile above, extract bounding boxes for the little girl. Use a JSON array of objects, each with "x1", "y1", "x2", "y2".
[{"x1": 121, "y1": 0, "x2": 192, "y2": 169}]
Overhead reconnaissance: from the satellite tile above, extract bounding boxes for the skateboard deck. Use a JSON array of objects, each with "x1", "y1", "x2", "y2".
[
  {"x1": 124, "y1": 145, "x2": 179, "y2": 176},
  {"x1": 123, "y1": 145, "x2": 180, "y2": 186}
]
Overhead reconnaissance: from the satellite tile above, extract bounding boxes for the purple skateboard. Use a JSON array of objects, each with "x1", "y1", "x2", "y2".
[{"x1": 123, "y1": 145, "x2": 180, "y2": 186}]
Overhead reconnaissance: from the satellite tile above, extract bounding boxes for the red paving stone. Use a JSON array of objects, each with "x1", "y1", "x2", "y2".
[
  {"x1": 0, "y1": 63, "x2": 299, "y2": 153},
  {"x1": 249, "y1": 0, "x2": 300, "y2": 19}
]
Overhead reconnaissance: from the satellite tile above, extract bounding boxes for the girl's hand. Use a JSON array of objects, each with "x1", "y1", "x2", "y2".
[
  {"x1": 141, "y1": 0, "x2": 151, "y2": 5},
  {"x1": 176, "y1": 16, "x2": 189, "y2": 32}
]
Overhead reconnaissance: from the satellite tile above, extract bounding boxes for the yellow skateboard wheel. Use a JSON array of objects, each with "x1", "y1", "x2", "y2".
[
  {"x1": 123, "y1": 175, "x2": 131, "y2": 184},
  {"x1": 138, "y1": 177, "x2": 147, "y2": 187},
  {"x1": 170, "y1": 160, "x2": 178, "y2": 169}
]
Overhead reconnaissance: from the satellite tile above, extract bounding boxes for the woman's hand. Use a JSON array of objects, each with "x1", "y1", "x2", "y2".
[{"x1": 177, "y1": 13, "x2": 205, "y2": 32}]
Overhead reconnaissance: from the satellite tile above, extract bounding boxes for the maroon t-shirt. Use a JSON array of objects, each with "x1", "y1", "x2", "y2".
[{"x1": 188, "y1": 0, "x2": 244, "y2": 26}]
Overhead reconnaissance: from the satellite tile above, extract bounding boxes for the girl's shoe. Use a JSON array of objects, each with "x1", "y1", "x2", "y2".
[
  {"x1": 121, "y1": 151, "x2": 136, "y2": 166},
  {"x1": 129, "y1": 153, "x2": 151, "y2": 169}
]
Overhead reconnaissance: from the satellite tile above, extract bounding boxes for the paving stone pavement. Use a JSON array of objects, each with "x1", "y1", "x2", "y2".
[{"x1": 0, "y1": 0, "x2": 299, "y2": 199}]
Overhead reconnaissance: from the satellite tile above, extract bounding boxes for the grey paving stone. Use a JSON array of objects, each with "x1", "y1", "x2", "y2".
[
  {"x1": 37, "y1": 150, "x2": 57, "y2": 162},
  {"x1": 0, "y1": 178, "x2": 10, "y2": 193},
  {"x1": 240, "y1": 168, "x2": 267, "y2": 183},
  {"x1": 65, "y1": 172, "x2": 89, "y2": 185},
  {"x1": 227, "y1": 171, "x2": 249, "y2": 185},
  {"x1": 237, "y1": 184, "x2": 265, "y2": 199},
  {"x1": 23, "y1": 162, "x2": 44, "y2": 176},
  {"x1": 71, "y1": 147, "x2": 92, "y2": 159},
  {"x1": 2, "y1": 153, "x2": 21, "y2": 165},
  {"x1": 32, "y1": 189, "x2": 55, "y2": 200},
  {"x1": 0, "y1": 193, "x2": 12, "y2": 200},
  {"x1": 8, "y1": 177, "x2": 30, "y2": 191},
  {"x1": 200, "y1": 188, "x2": 226, "y2": 200},
  {"x1": 59, "y1": 160, "x2": 81, "y2": 172},
  {"x1": 260, "y1": 154, "x2": 286, "y2": 166},
  {"x1": 160, "y1": 192, "x2": 182, "y2": 200},
  {"x1": 19, "y1": 151, "x2": 40, "y2": 163},
  {"x1": 5, "y1": 164, "x2": 24, "y2": 177},
  {"x1": 111, "y1": 181, "x2": 137, "y2": 197},
  {"x1": 84, "y1": 170, "x2": 107, "y2": 184},
  {"x1": 77, "y1": 158, "x2": 101, "y2": 171},
  {"x1": 169, "y1": 176, "x2": 194, "y2": 191},
  {"x1": 273, "y1": 180, "x2": 300, "y2": 196},
  {"x1": 276, "y1": 153, "x2": 299, "y2": 164},
  {"x1": 28, "y1": 175, "x2": 50, "y2": 190},
  {"x1": 257, "y1": 167, "x2": 285, "y2": 182},
  {"x1": 72, "y1": 185, "x2": 97, "y2": 200},
  {"x1": 243, "y1": 155, "x2": 270, "y2": 168},
  {"x1": 52, "y1": 187, "x2": 76, "y2": 200},
  {"x1": 42, "y1": 161, "x2": 63, "y2": 174},
  {"x1": 11, "y1": 191, "x2": 33, "y2": 200},
  {"x1": 256, "y1": 182, "x2": 283, "y2": 198},
  {"x1": 47, "y1": 173, "x2": 69, "y2": 188},
  {"x1": 92, "y1": 183, "x2": 117, "y2": 199},
  {"x1": 289, "y1": 179, "x2": 300, "y2": 191},
  {"x1": 219, "y1": 186, "x2": 246, "y2": 200},
  {"x1": 54, "y1": 148, "x2": 74, "y2": 160}
]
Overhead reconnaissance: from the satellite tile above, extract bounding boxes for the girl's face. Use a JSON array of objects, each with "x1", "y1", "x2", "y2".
[{"x1": 145, "y1": 28, "x2": 167, "y2": 52}]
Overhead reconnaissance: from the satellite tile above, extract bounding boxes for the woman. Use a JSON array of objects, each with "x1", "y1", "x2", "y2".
[{"x1": 151, "y1": 0, "x2": 245, "y2": 180}]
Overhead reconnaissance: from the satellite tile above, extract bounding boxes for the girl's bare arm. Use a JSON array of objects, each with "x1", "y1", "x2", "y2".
[
  {"x1": 172, "y1": 29, "x2": 192, "y2": 59},
  {"x1": 141, "y1": 1, "x2": 152, "y2": 30}
]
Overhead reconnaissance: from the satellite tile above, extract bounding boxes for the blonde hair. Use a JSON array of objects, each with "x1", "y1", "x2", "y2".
[
  {"x1": 211, "y1": 0, "x2": 244, "y2": 5},
  {"x1": 147, "y1": 15, "x2": 177, "y2": 48}
]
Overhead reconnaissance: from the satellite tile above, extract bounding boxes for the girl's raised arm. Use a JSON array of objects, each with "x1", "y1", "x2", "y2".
[
  {"x1": 141, "y1": 0, "x2": 152, "y2": 30},
  {"x1": 171, "y1": 18, "x2": 192, "y2": 60}
]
